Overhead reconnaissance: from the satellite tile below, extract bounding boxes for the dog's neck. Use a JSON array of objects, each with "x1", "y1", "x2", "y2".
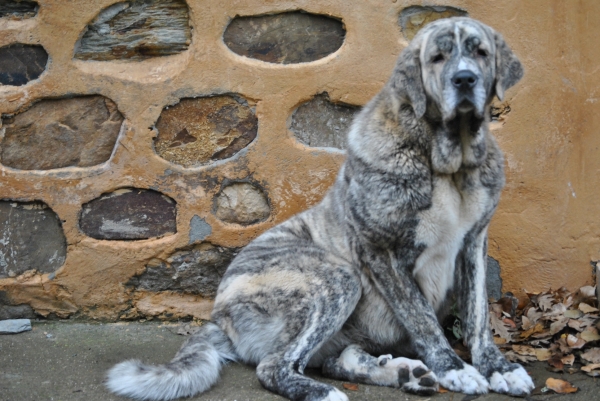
[{"x1": 426, "y1": 105, "x2": 490, "y2": 174}]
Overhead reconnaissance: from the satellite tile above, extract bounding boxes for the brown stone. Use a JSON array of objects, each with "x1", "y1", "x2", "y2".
[
  {"x1": 290, "y1": 93, "x2": 359, "y2": 150},
  {"x1": 0, "y1": 1, "x2": 38, "y2": 20},
  {"x1": 0, "y1": 44, "x2": 48, "y2": 86},
  {"x1": 0, "y1": 96, "x2": 124, "y2": 170},
  {"x1": 79, "y1": 188, "x2": 177, "y2": 240},
  {"x1": 154, "y1": 95, "x2": 258, "y2": 167},
  {"x1": 0, "y1": 201, "x2": 66, "y2": 278},
  {"x1": 399, "y1": 6, "x2": 467, "y2": 40},
  {"x1": 214, "y1": 182, "x2": 270, "y2": 225},
  {"x1": 74, "y1": 0, "x2": 191, "y2": 61},
  {"x1": 127, "y1": 243, "x2": 239, "y2": 297},
  {"x1": 223, "y1": 11, "x2": 345, "y2": 64}
]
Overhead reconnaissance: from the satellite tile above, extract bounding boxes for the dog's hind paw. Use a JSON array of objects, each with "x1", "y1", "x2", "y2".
[
  {"x1": 489, "y1": 366, "x2": 534, "y2": 396},
  {"x1": 438, "y1": 364, "x2": 489, "y2": 394},
  {"x1": 378, "y1": 355, "x2": 438, "y2": 395}
]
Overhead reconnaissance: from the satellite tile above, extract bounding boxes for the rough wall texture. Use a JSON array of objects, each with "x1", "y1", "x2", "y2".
[{"x1": 0, "y1": 0, "x2": 598, "y2": 320}]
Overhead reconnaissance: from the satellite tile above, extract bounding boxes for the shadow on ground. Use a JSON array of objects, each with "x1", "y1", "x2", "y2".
[{"x1": 1, "y1": 322, "x2": 598, "y2": 401}]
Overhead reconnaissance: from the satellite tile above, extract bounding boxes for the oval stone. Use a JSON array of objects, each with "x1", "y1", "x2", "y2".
[
  {"x1": 0, "y1": 96, "x2": 124, "y2": 170},
  {"x1": 0, "y1": 44, "x2": 48, "y2": 86},
  {"x1": 74, "y1": 0, "x2": 191, "y2": 61},
  {"x1": 290, "y1": 93, "x2": 359, "y2": 150},
  {"x1": 80, "y1": 188, "x2": 177, "y2": 240},
  {"x1": 223, "y1": 11, "x2": 345, "y2": 64},
  {"x1": 0, "y1": 201, "x2": 66, "y2": 278},
  {"x1": 154, "y1": 95, "x2": 258, "y2": 167}
]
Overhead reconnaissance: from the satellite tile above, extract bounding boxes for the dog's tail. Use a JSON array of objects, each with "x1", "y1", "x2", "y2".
[{"x1": 105, "y1": 322, "x2": 237, "y2": 401}]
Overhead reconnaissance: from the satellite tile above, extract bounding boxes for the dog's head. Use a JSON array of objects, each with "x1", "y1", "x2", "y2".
[{"x1": 392, "y1": 17, "x2": 523, "y2": 121}]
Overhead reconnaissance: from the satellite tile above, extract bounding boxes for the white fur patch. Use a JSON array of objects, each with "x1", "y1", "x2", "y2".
[
  {"x1": 438, "y1": 364, "x2": 489, "y2": 394},
  {"x1": 321, "y1": 388, "x2": 349, "y2": 401},
  {"x1": 413, "y1": 175, "x2": 488, "y2": 310},
  {"x1": 489, "y1": 367, "x2": 535, "y2": 395}
]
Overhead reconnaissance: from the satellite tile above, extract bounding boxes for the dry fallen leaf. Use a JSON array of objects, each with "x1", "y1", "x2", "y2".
[
  {"x1": 561, "y1": 354, "x2": 575, "y2": 366},
  {"x1": 505, "y1": 350, "x2": 536, "y2": 363},
  {"x1": 534, "y1": 348, "x2": 552, "y2": 361},
  {"x1": 342, "y1": 383, "x2": 359, "y2": 391},
  {"x1": 549, "y1": 317, "x2": 569, "y2": 335},
  {"x1": 538, "y1": 294, "x2": 554, "y2": 311},
  {"x1": 521, "y1": 322, "x2": 545, "y2": 339},
  {"x1": 564, "y1": 309, "x2": 583, "y2": 319},
  {"x1": 579, "y1": 303, "x2": 599, "y2": 313},
  {"x1": 512, "y1": 344, "x2": 535, "y2": 356},
  {"x1": 493, "y1": 336, "x2": 507, "y2": 345},
  {"x1": 521, "y1": 315, "x2": 533, "y2": 331},
  {"x1": 547, "y1": 355, "x2": 564, "y2": 371},
  {"x1": 581, "y1": 348, "x2": 600, "y2": 364},
  {"x1": 581, "y1": 363, "x2": 600, "y2": 377},
  {"x1": 526, "y1": 306, "x2": 543, "y2": 324},
  {"x1": 545, "y1": 378, "x2": 578, "y2": 394},
  {"x1": 565, "y1": 334, "x2": 586, "y2": 349},
  {"x1": 580, "y1": 330, "x2": 600, "y2": 342},
  {"x1": 490, "y1": 313, "x2": 512, "y2": 342},
  {"x1": 439, "y1": 387, "x2": 449, "y2": 393}
]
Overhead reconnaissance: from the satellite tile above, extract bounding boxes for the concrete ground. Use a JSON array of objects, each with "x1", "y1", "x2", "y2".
[{"x1": 1, "y1": 321, "x2": 599, "y2": 401}]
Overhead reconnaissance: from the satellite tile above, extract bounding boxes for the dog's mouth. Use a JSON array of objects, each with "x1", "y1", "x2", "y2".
[{"x1": 456, "y1": 98, "x2": 475, "y2": 113}]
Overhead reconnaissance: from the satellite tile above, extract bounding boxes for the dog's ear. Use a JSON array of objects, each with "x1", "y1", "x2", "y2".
[
  {"x1": 494, "y1": 32, "x2": 523, "y2": 101},
  {"x1": 391, "y1": 46, "x2": 427, "y2": 119}
]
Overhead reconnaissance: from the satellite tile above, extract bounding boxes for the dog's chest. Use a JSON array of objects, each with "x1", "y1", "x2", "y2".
[{"x1": 412, "y1": 173, "x2": 489, "y2": 310}]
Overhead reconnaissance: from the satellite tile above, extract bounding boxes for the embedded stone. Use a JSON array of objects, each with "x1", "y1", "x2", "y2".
[
  {"x1": 127, "y1": 243, "x2": 239, "y2": 297},
  {"x1": 399, "y1": 6, "x2": 467, "y2": 40},
  {"x1": 74, "y1": 0, "x2": 191, "y2": 61},
  {"x1": 0, "y1": 1, "x2": 38, "y2": 20},
  {"x1": 0, "y1": 44, "x2": 48, "y2": 86},
  {"x1": 154, "y1": 95, "x2": 258, "y2": 167},
  {"x1": 0, "y1": 96, "x2": 124, "y2": 170},
  {"x1": 214, "y1": 182, "x2": 270, "y2": 225},
  {"x1": 0, "y1": 304, "x2": 36, "y2": 320},
  {"x1": 188, "y1": 215, "x2": 212, "y2": 243},
  {"x1": 486, "y1": 256, "x2": 503, "y2": 300},
  {"x1": 223, "y1": 11, "x2": 345, "y2": 64},
  {"x1": 290, "y1": 93, "x2": 359, "y2": 150},
  {"x1": 0, "y1": 201, "x2": 66, "y2": 278},
  {"x1": 79, "y1": 188, "x2": 177, "y2": 240}
]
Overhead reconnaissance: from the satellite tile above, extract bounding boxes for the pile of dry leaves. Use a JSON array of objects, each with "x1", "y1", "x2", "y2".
[{"x1": 487, "y1": 286, "x2": 600, "y2": 377}]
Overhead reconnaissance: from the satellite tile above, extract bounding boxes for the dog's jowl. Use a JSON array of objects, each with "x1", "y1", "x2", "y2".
[{"x1": 106, "y1": 17, "x2": 533, "y2": 401}]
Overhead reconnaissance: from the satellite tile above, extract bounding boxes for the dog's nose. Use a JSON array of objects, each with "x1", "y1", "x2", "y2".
[{"x1": 451, "y1": 70, "x2": 478, "y2": 90}]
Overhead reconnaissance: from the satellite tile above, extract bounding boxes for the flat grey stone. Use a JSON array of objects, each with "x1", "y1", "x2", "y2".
[
  {"x1": 0, "y1": 318, "x2": 32, "y2": 334},
  {"x1": 0, "y1": 201, "x2": 67, "y2": 278}
]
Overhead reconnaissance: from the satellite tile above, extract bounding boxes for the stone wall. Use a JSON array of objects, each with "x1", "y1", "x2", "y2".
[{"x1": 0, "y1": 0, "x2": 598, "y2": 320}]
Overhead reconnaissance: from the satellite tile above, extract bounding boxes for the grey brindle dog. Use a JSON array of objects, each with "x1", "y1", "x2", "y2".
[{"x1": 107, "y1": 17, "x2": 534, "y2": 401}]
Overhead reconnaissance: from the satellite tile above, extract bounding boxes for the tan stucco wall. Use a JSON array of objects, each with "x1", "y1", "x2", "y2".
[{"x1": 0, "y1": 0, "x2": 598, "y2": 320}]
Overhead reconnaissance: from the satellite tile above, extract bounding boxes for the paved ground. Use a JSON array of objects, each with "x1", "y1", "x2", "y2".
[{"x1": 1, "y1": 321, "x2": 599, "y2": 401}]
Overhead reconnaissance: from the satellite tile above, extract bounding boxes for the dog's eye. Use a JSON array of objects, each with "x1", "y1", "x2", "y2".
[
  {"x1": 431, "y1": 54, "x2": 444, "y2": 63},
  {"x1": 477, "y1": 49, "x2": 488, "y2": 58}
]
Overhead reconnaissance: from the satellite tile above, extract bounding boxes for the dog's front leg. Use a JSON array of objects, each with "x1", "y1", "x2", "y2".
[
  {"x1": 456, "y1": 226, "x2": 535, "y2": 396},
  {"x1": 360, "y1": 245, "x2": 489, "y2": 394}
]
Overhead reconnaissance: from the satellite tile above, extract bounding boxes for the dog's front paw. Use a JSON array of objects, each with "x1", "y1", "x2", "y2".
[
  {"x1": 378, "y1": 355, "x2": 439, "y2": 395},
  {"x1": 489, "y1": 365, "x2": 534, "y2": 396},
  {"x1": 438, "y1": 364, "x2": 489, "y2": 394}
]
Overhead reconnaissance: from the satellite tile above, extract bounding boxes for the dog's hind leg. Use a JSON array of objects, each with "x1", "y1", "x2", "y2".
[
  {"x1": 254, "y1": 264, "x2": 362, "y2": 401},
  {"x1": 322, "y1": 345, "x2": 438, "y2": 395}
]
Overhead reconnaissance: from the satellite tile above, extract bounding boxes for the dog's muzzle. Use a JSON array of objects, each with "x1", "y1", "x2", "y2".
[{"x1": 451, "y1": 70, "x2": 478, "y2": 111}]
